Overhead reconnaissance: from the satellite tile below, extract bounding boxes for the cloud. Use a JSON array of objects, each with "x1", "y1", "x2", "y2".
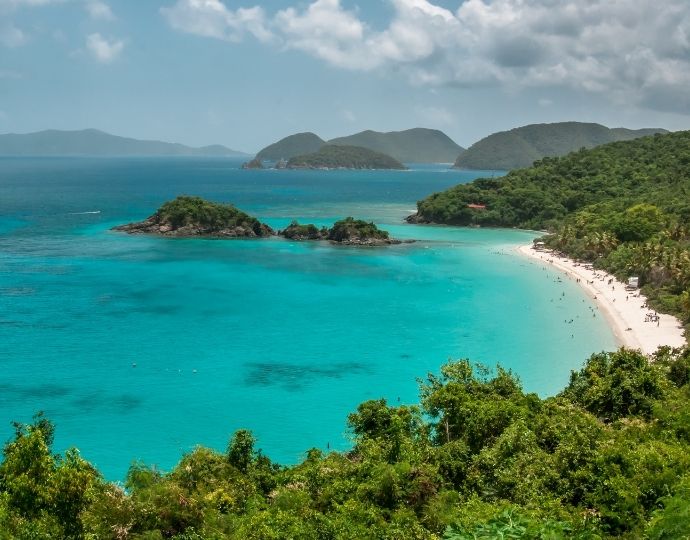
[
  {"x1": 85, "y1": 0, "x2": 113, "y2": 21},
  {"x1": 160, "y1": 0, "x2": 690, "y2": 114},
  {"x1": 86, "y1": 32, "x2": 123, "y2": 63},
  {"x1": 0, "y1": 23, "x2": 26, "y2": 47},
  {"x1": 160, "y1": 0, "x2": 272, "y2": 43}
]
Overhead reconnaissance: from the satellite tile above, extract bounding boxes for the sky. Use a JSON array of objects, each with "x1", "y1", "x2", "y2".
[{"x1": 1, "y1": 0, "x2": 690, "y2": 153}]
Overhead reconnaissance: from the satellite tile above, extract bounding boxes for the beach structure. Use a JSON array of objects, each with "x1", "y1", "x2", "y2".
[{"x1": 626, "y1": 276, "x2": 639, "y2": 290}]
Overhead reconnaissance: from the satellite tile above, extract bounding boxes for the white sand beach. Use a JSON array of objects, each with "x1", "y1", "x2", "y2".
[{"x1": 517, "y1": 244, "x2": 686, "y2": 355}]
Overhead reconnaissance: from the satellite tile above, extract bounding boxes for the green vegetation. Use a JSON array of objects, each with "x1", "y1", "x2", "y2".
[
  {"x1": 155, "y1": 196, "x2": 270, "y2": 235},
  {"x1": 280, "y1": 220, "x2": 328, "y2": 240},
  {"x1": 255, "y1": 132, "x2": 326, "y2": 161},
  {"x1": 415, "y1": 131, "x2": 690, "y2": 326},
  {"x1": 454, "y1": 122, "x2": 667, "y2": 170},
  {"x1": 3, "y1": 347, "x2": 690, "y2": 538},
  {"x1": 256, "y1": 128, "x2": 463, "y2": 164},
  {"x1": 328, "y1": 217, "x2": 390, "y2": 242},
  {"x1": 329, "y1": 128, "x2": 464, "y2": 163},
  {"x1": 287, "y1": 145, "x2": 406, "y2": 170}
]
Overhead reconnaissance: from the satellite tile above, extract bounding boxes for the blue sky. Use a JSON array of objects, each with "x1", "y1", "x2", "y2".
[{"x1": 1, "y1": 0, "x2": 690, "y2": 153}]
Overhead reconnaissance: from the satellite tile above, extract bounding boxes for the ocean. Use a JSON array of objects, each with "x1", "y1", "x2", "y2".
[{"x1": 0, "y1": 157, "x2": 617, "y2": 480}]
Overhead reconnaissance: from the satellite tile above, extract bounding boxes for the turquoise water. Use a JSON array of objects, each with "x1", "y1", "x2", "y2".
[{"x1": 0, "y1": 158, "x2": 616, "y2": 480}]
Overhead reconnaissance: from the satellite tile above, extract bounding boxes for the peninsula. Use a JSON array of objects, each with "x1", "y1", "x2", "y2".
[
  {"x1": 410, "y1": 130, "x2": 690, "y2": 343},
  {"x1": 112, "y1": 196, "x2": 274, "y2": 238}
]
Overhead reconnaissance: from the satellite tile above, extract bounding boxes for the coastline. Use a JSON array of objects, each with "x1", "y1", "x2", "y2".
[{"x1": 517, "y1": 244, "x2": 686, "y2": 355}]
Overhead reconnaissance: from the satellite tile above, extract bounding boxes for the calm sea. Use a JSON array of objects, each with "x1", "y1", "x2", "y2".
[{"x1": 0, "y1": 157, "x2": 616, "y2": 480}]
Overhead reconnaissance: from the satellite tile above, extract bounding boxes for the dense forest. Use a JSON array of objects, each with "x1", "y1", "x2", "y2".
[
  {"x1": 287, "y1": 145, "x2": 406, "y2": 170},
  {"x1": 2, "y1": 347, "x2": 690, "y2": 538},
  {"x1": 413, "y1": 131, "x2": 690, "y2": 327},
  {"x1": 113, "y1": 196, "x2": 274, "y2": 238}
]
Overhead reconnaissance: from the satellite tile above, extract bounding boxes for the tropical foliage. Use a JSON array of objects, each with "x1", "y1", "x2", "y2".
[
  {"x1": 155, "y1": 196, "x2": 269, "y2": 235},
  {"x1": 415, "y1": 131, "x2": 690, "y2": 326},
  {"x1": 287, "y1": 145, "x2": 406, "y2": 170},
  {"x1": 3, "y1": 348, "x2": 690, "y2": 538},
  {"x1": 328, "y1": 217, "x2": 390, "y2": 241}
]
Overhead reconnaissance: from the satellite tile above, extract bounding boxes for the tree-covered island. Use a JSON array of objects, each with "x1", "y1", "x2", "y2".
[
  {"x1": 112, "y1": 196, "x2": 274, "y2": 238},
  {"x1": 287, "y1": 145, "x2": 407, "y2": 170},
  {"x1": 280, "y1": 217, "x2": 405, "y2": 245}
]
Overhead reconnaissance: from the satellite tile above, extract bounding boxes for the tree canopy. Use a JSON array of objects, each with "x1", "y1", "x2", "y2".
[{"x1": 3, "y1": 348, "x2": 690, "y2": 538}]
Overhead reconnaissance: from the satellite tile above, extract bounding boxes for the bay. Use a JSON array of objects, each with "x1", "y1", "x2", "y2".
[{"x1": 0, "y1": 157, "x2": 616, "y2": 480}]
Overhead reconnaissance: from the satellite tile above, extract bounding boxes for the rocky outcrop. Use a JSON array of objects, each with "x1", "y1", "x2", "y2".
[{"x1": 241, "y1": 157, "x2": 264, "y2": 169}]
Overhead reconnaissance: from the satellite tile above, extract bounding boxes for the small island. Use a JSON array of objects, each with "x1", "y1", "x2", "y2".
[
  {"x1": 112, "y1": 196, "x2": 274, "y2": 238},
  {"x1": 279, "y1": 220, "x2": 328, "y2": 240},
  {"x1": 280, "y1": 217, "x2": 406, "y2": 246},
  {"x1": 286, "y1": 145, "x2": 407, "y2": 170}
]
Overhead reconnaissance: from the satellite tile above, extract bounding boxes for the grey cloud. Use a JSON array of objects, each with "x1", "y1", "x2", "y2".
[{"x1": 160, "y1": 0, "x2": 690, "y2": 115}]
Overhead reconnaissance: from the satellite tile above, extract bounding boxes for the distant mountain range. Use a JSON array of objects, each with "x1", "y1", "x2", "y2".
[
  {"x1": 0, "y1": 129, "x2": 249, "y2": 157},
  {"x1": 454, "y1": 122, "x2": 668, "y2": 170},
  {"x1": 256, "y1": 128, "x2": 464, "y2": 164}
]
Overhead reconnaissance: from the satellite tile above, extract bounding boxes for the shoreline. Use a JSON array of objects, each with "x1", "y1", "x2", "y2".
[{"x1": 516, "y1": 244, "x2": 686, "y2": 355}]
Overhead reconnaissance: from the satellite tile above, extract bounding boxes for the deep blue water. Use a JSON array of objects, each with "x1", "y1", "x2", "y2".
[{"x1": 0, "y1": 157, "x2": 616, "y2": 480}]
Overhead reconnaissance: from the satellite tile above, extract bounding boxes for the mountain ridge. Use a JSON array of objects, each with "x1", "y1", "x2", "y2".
[
  {"x1": 0, "y1": 128, "x2": 249, "y2": 157},
  {"x1": 454, "y1": 122, "x2": 668, "y2": 170},
  {"x1": 255, "y1": 127, "x2": 463, "y2": 163}
]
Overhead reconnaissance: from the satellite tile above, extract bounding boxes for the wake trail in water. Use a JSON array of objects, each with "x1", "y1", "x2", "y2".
[{"x1": 67, "y1": 211, "x2": 101, "y2": 215}]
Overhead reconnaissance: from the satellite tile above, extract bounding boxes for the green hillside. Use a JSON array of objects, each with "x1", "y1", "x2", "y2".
[
  {"x1": 287, "y1": 144, "x2": 406, "y2": 170},
  {"x1": 413, "y1": 130, "x2": 690, "y2": 326},
  {"x1": 454, "y1": 122, "x2": 667, "y2": 170},
  {"x1": 329, "y1": 128, "x2": 464, "y2": 163},
  {"x1": 0, "y1": 129, "x2": 248, "y2": 156},
  {"x1": 255, "y1": 132, "x2": 325, "y2": 161}
]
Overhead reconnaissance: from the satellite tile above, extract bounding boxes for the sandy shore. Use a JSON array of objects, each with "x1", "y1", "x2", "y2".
[{"x1": 517, "y1": 244, "x2": 686, "y2": 355}]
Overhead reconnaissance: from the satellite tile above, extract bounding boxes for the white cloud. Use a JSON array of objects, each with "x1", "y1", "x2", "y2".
[
  {"x1": 341, "y1": 109, "x2": 356, "y2": 123},
  {"x1": 160, "y1": 0, "x2": 272, "y2": 43},
  {"x1": 85, "y1": 0, "x2": 114, "y2": 21},
  {"x1": 0, "y1": 23, "x2": 27, "y2": 47},
  {"x1": 86, "y1": 32, "x2": 123, "y2": 63},
  {"x1": 160, "y1": 0, "x2": 690, "y2": 114}
]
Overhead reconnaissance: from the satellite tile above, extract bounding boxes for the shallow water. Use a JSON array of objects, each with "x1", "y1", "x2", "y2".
[{"x1": 0, "y1": 157, "x2": 616, "y2": 479}]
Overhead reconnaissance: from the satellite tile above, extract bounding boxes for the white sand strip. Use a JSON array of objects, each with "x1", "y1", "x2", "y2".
[{"x1": 517, "y1": 244, "x2": 686, "y2": 355}]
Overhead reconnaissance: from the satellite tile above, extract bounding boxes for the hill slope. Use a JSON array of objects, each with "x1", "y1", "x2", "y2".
[
  {"x1": 454, "y1": 122, "x2": 667, "y2": 170},
  {"x1": 412, "y1": 131, "x2": 690, "y2": 323},
  {"x1": 287, "y1": 145, "x2": 406, "y2": 170},
  {"x1": 329, "y1": 128, "x2": 463, "y2": 163},
  {"x1": 0, "y1": 129, "x2": 248, "y2": 157},
  {"x1": 255, "y1": 132, "x2": 325, "y2": 161}
]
